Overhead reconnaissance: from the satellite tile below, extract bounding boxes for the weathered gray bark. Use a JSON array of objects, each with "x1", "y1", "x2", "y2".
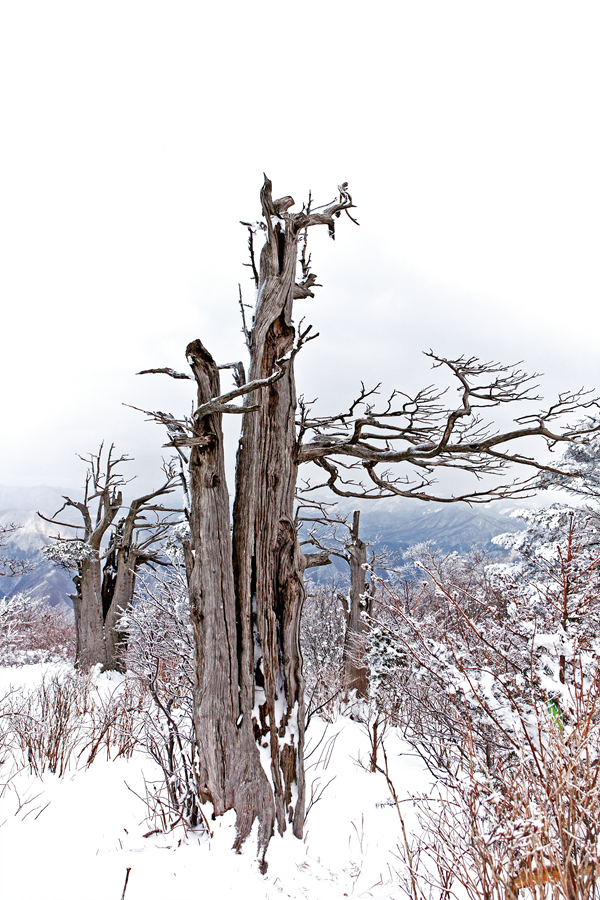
[
  {"x1": 232, "y1": 185, "x2": 307, "y2": 843},
  {"x1": 183, "y1": 196, "x2": 308, "y2": 854},
  {"x1": 341, "y1": 511, "x2": 371, "y2": 698},
  {"x1": 102, "y1": 534, "x2": 138, "y2": 672},
  {"x1": 69, "y1": 485, "x2": 121, "y2": 670},
  {"x1": 74, "y1": 541, "x2": 135, "y2": 672},
  {"x1": 184, "y1": 340, "x2": 274, "y2": 862},
  {"x1": 171, "y1": 177, "x2": 355, "y2": 862},
  {"x1": 137, "y1": 177, "x2": 356, "y2": 863},
  {"x1": 102, "y1": 488, "x2": 177, "y2": 671},
  {"x1": 42, "y1": 447, "x2": 178, "y2": 671},
  {"x1": 73, "y1": 533, "x2": 136, "y2": 672},
  {"x1": 72, "y1": 555, "x2": 109, "y2": 670}
]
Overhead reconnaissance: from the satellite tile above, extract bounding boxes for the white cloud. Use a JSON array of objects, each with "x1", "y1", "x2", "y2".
[{"x1": 1, "y1": 1, "x2": 599, "y2": 491}]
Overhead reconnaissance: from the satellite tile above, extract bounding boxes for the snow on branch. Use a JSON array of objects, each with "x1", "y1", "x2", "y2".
[
  {"x1": 0, "y1": 524, "x2": 35, "y2": 577},
  {"x1": 43, "y1": 539, "x2": 99, "y2": 570}
]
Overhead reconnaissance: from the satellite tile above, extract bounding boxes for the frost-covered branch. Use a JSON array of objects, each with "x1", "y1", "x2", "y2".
[{"x1": 0, "y1": 524, "x2": 35, "y2": 577}]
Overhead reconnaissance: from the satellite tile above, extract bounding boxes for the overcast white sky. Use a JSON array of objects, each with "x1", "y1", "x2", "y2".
[{"x1": 1, "y1": 1, "x2": 599, "y2": 498}]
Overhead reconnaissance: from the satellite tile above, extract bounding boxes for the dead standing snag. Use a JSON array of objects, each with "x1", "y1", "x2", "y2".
[
  {"x1": 299, "y1": 507, "x2": 380, "y2": 699},
  {"x1": 40, "y1": 445, "x2": 180, "y2": 671},
  {"x1": 139, "y1": 177, "x2": 599, "y2": 864},
  {"x1": 140, "y1": 177, "x2": 356, "y2": 864}
]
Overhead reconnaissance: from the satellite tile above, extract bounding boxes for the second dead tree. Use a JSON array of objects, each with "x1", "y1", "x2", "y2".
[
  {"x1": 41, "y1": 444, "x2": 180, "y2": 671},
  {"x1": 301, "y1": 508, "x2": 388, "y2": 698}
]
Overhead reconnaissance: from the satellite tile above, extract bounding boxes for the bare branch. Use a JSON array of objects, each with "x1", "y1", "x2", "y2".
[
  {"x1": 237, "y1": 284, "x2": 252, "y2": 349},
  {"x1": 260, "y1": 172, "x2": 358, "y2": 244},
  {"x1": 137, "y1": 367, "x2": 192, "y2": 380},
  {"x1": 173, "y1": 326, "x2": 317, "y2": 429},
  {"x1": 190, "y1": 366, "x2": 285, "y2": 419},
  {"x1": 239, "y1": 223, "x2": 260, "y2": 288},
  {"x1": 218, "y1": 358, "x2": 246, "y2": 388},
  {"x1": 37, "y1": 511, "x2": 84, "y2": 530},
  {"x1": 295, "y1": 353, "x2": 600, "y2": 503},
  {"x1": 303, "y1": 551, "x2": 332, "y2": 569}
]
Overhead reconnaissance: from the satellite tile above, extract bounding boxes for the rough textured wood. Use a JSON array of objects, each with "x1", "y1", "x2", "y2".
[
  {"x1": 70, "y1": 487, "x2": 121, "y2": 670},
  {"x1": 72, "y1": 555, "x2": 108, "y2": 670},
  {"x1": 175, "y1": 177, "x2": 355, "y2": 861},
  {"x1": 185, "y1": 340, "x2": 274, "y2": 861},
  {"x1": 343, "y1": 511, "x2": 371, "y2": 698},
  {"x1": 232, "y1": 178, "x2": 308, "y2": 840},
  {"x1": 45, "y1": 447, "x2": 178, "y2": 672},
  {"x1": 102, "y1": 531, "x2": 137, "y2": 672}
]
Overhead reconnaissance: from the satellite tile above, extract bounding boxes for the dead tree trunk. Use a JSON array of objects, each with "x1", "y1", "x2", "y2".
[
  {"x1": 300, "y1": 508, "x2": 375, "y2": 698},
  {"x1": 342, "y1": 511, "x2": 371, "y2": 698},
  {"x1": 102, "y1": 530, "x2": 138, "y2": 672},
  {"x1": 232, "y1": 198, "x2": 307, "y2": 843},
  {"x1": 139, "y1": 176, "x2": 600, "y2": 866},
  {"x1": 146, "y1": 177, "x2": 357, "y2": 864},
  {"x1": 73, "y1": 554, "x2": 109, "y2": 670},
  {"x1": 184, "y1": 195, "x2": 310, "y2": 855},
  {"x1": 184, "y1": 340, "x2": 274, "y2": 859},
  {"x1": 41, "y1": 446, "x2": 179, "y2": 671}
]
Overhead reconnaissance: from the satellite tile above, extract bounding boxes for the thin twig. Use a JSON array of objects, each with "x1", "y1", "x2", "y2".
[{"x1": 120, "y1": 867, "x2": 131, "y2": 900}]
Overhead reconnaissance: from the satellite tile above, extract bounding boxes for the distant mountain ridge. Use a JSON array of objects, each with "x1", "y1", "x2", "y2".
[
  {"x1": 0, "y1": 487, "x2": 80, "y2": 607},
  {"x1": 301, "y1": 496, "x2": 526, "y2": 582},
  {"x1": 348, "y1": 498, "x2": 526, "y2": 554},
  {"x1": 1, "y1": 485, "x2": 527, "y2": 606}
]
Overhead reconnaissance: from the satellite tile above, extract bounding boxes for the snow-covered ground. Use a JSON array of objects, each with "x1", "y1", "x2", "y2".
[{"x1": 0, "y1": 664, "x2": 430, "y2": 900}]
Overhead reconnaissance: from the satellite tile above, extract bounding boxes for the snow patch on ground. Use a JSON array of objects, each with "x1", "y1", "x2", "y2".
[{"x1": 0, "y1": 664, "x2": 430, "y2": 899}]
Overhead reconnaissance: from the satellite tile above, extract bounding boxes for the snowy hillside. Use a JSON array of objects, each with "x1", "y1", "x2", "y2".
[
  {"x1": 0, "y1": 663, "x2": 427, "y2": 900},
  {"x1": 0, "y1": 496, "x2": 78, "y2": 606}
]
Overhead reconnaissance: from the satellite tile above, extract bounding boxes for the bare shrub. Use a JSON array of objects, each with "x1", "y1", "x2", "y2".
[
  {"x1": 0, "y1": 594, "x2": 75, "y2": 666},
  {"x1": 301, "y1": 580, "x2": 347, "y2": 723},
  {"x1": 123, "y1": 570, "x2": 209, "y2": 834},
  {"x1": 367, "y1": 550, "x2": 494, "y2": 778},
  {"x1": 370, "y1": 511, "x2": 600, "y2": 900},
  {"x1": 395, "y1": 673, "x2": 600, "y2": 900},
  {"x1": 0, "y1": 688, "x2": 19, "y2": 786},
  {"x1": 79, "y1": 677, "x2": 146, "y2": 766},
  {"x1": 2, "y1": 668, "x2": 145, "y2": 777},
  {"x1": 6, "y1": 669, "x2": 92, "y2": 776}
]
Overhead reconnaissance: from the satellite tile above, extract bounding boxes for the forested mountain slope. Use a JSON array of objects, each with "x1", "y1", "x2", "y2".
[{"x1": 1, "y1": 486, "x2": 526, "y2": 605}]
